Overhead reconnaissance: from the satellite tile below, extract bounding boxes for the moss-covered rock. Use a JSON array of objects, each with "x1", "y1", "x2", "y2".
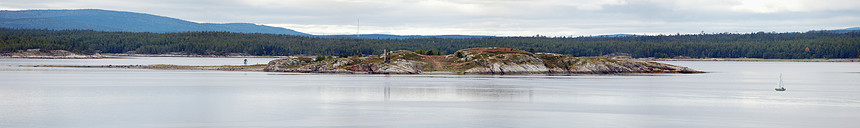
[
  {"x1": 264, "y1": 57, "x2": 313, "y2": 72},
  {"x1": 537, "y1": 53, "x2": 700, "y2": 73},
  {"x1": 462, "y1": 50, "x2": 548, "y2": 74}
]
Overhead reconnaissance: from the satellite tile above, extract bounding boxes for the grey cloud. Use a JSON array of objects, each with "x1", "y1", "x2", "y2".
[{"x1": 1, "y1": 0, "x2": 858, "y2": 36}]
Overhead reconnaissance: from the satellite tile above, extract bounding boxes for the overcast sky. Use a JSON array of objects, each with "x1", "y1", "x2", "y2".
[{"x1": 1, "y1": 0, "x2": 858, "y2": 36}]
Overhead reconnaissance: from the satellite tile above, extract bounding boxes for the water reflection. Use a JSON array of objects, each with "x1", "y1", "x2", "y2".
[
  {"x1": 3, "y1": 58, "x2": 860, "y2": 128},
  {"x1": 385, "y1": 84, "x2": 390, "y2": 101},
  {"x1": 321, "y1": 83, "x2": 534, "y2": 102}
]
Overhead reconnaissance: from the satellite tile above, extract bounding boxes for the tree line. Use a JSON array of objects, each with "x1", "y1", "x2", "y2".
[{"x1": 1, "y1": 28, "x2": 858, "y2": 59}]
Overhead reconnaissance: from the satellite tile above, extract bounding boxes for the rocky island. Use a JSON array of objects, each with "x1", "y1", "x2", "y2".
[
  {"x1": 265, "y1": 47, "x2": 701, "y2": 74},
  {"x1": 24, "y1": 47, "x2": 702, "y2": 74}
]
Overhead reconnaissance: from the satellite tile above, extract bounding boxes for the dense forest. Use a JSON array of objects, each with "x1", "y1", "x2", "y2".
[{"x1": 1, "y1": 28, "x2": 858, "y2": 59}]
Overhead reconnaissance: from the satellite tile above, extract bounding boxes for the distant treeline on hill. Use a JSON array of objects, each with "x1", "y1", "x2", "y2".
[{"x1": 1, "y1": 28, "x2": 858, "y2": 59}]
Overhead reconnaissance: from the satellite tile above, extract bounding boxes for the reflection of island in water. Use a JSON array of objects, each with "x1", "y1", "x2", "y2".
[{"x1": 320, "y1": 83, "x2": 536, "y2": 102}]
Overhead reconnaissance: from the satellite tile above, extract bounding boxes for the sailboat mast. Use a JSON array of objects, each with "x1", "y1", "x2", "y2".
[{"x1": 779, "y1": 73, "x2": 784, "y2": 88}]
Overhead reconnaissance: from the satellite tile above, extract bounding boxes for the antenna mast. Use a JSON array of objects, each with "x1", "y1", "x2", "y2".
[{"x1": 357, "y1": 18, "x2": 360, "y2": 38}]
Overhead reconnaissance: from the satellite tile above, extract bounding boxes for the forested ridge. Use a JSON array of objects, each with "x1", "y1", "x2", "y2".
[{"x1": 1, "y1": 28, "x2": 858, "y2": 59}]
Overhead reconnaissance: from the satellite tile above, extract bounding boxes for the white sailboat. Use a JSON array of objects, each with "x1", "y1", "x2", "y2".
[{"x1": 775, "y1": 73, "x2": 786, "y2": 91}]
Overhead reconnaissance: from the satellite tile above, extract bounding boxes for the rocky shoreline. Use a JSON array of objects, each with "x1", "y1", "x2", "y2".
[
  {"x1": 1, "y1": 49, "x2": 104, "y2": 59},
  {"x1": 2, "y1": 49, "x2": 288, "y2": 59},
  {"x1": 640, "y1": 58, "x2": 860, "y2": 62},
  {"x1": 107, "y1": 53, "x2": 286, "y2": 58},
  {"x1": 26, "y1": 64, "x2": 267, "y2": 72}
]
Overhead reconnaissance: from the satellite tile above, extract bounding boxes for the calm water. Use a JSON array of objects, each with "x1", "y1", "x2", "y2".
[{"x1": 1, "y1": 57, "x2": 859, "y2": 128}]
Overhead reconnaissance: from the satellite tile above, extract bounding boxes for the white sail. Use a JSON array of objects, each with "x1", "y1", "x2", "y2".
[{"x1": 778, "y1": 73, "x2": 784, "y2": 88}]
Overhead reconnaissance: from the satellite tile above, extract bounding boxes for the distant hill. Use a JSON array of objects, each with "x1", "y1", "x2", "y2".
[
  {"x1": 0, "y1": 9, "x2": 493, "y2": 39},
  {"x1": 814, "y1": 27, "x2": 860, "y2": 33},
  {"x1": 0, "y1": 9, "x2": 310, "y2": 36},
  {"x1": 835, "y1": 27, "x2": 860, "y2": 31},
  {"x1": 318, "y1": 34, "x2": 493, "y2": 39},
  {"x1": 593, "y1": 34, "x2": 641, "y2": 37},
  {"x1": 4, "y1": 9, "x2": 853, "y2": 39}
]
